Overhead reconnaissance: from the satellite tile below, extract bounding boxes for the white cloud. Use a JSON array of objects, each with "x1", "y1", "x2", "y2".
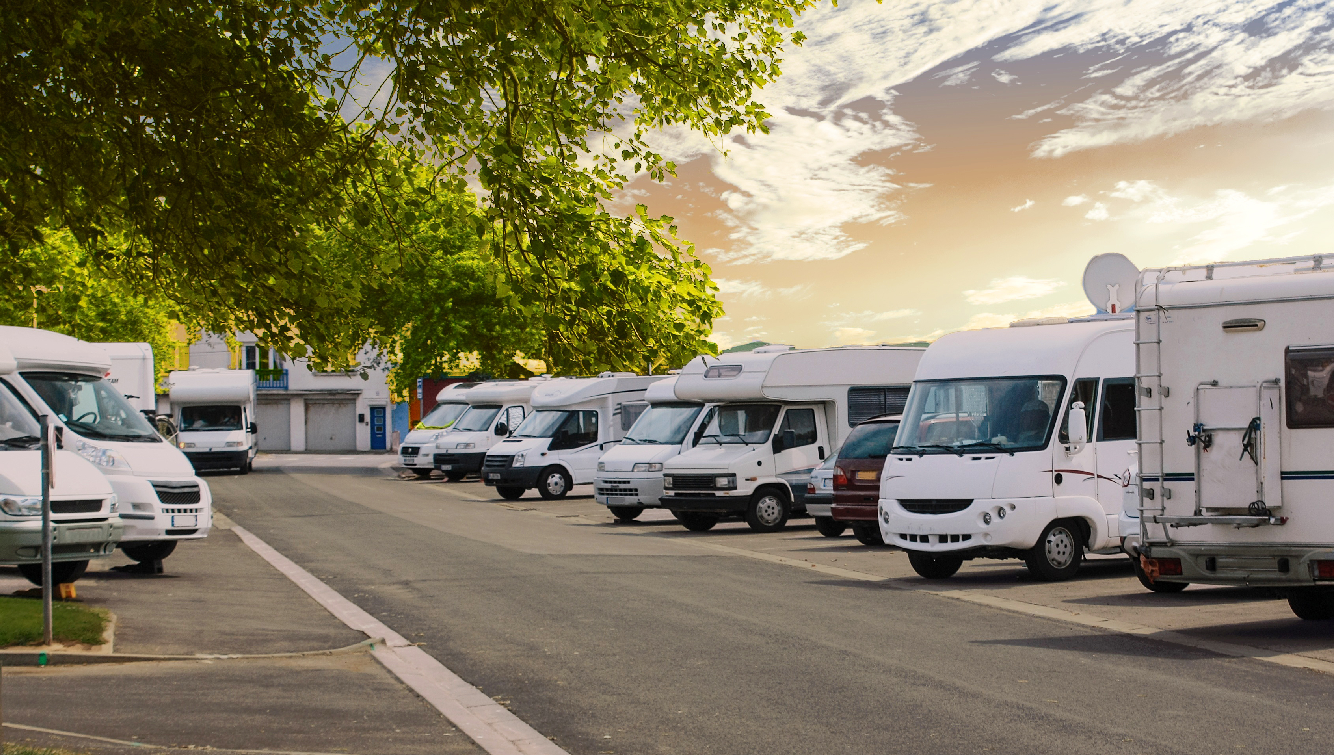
[
  {"x1": 992, "y1": 69, "x2": 1018, "y2": 85},
  {"x1": 1011, "y1": 199, "x2": 1036, "y2": 212},
  {"x1": 834, "y1": 327, "x2": 877, "y2": 345},
  {"x1": 964, "y1": 276, "x2": 1066, "y2": 305},
  {"x1": 935, "y1": 62, "x2": 980, "y2": 87},
  {"x1": 713, "y1": 278, "x2": 769, "y2": 298},
  {"x1": 1085, "y1": 202, "x2": 1110, "y2": 221},
  {"x1": 1062, "y1": 195, "x2": 1089, "y2": 206}
]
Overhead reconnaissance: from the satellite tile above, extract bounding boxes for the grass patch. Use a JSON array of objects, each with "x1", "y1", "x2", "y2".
[
  {"x1": 3, "y1": 746, "x2": 88, "y2": 755},
  {"x1": 0, "y1": 595, "x2": 108, "y2": 647}
]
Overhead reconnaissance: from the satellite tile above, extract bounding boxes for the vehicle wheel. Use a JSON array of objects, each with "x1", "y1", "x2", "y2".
[
  {"x1": 122, "y1": 541, "x2": 178, "y2": 563},
  {"x1": 445, "y1": 471, "x2": 467, "y2": 482},
  {"x1": 814, "y1": 517, "x2": 846, "y2": 538},
  {"x1": 610, "y1": 506, "x2": 644, "y2": 522},
  {"x1": 1024, "y1": 519, "x2": 1084, "y2": 582},
  {"x1": 745, "y1": 489, "x2": 790, "y2": 532},
  {"x1": 18, "y1": 560, "x2": 90, "y2": 586},
  {"x1": 677, "y1": 512, "x2": 718, "y2": 532},
  {"x1": 496, "y1": 486, "x2": 526, "y2": 500},
  {"x1": 412, "y1": 469, "x2": 434, "y2": 479},
  {"x1": 852, "y1": 523, "x2": 885, "y2": 546},
  {"x1": 238, "y1": 460, "x2": 250, "y2": 475},
  {"x1": 1288, "y1": 588, "x2": 1334, "y2": 620},
  {"x1": 1132, "y1": 555, "x2": 1188, "y2": 593},
  {"x1": 907, "y1": 551, "x2": 963, "y2": 580},
  {"x1": 537, "y1": 467, "x2": 573, "y2": 500}
]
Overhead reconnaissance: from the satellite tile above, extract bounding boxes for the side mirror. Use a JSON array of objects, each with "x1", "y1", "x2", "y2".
[
  {"x1": 1066, "y1": 402, "x2": 1088, "y2": 452},
  {"x1": 249, "y1": 422, "x2": 258, "y2": 435},
  {"x1": 494, "y1": 421, "x2": 508, "y2": 436}
]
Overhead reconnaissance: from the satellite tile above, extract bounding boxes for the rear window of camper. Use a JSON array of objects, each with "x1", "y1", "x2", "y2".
[
  {"x1": 182, "y1": 405, "x2": 244, "y2": 431},
  {"x1": 1286, "y1": 346, "x2": 1334, "y2": 428}
]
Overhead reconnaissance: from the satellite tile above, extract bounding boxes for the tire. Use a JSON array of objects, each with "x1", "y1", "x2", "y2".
[
  {"x1": 852, "y1": 523, "x2": 885, "y2": 546},
  {"x1": 496, "y1": 486, "x2": 526, "y2": 500},
  {"x1": 412, "y1": 469, "x2": 434, "y2": 479},
  {"x1": 238, "y1": 460, "x2": 250, "y2": 475},
  {"x1": 18, "y1": 560, "x2": 90, "y2": 586},
  {"x1": 122, "y1": 541, "x2": 178, "y2": 563},
  {"x1": 814, "y1": 517, "x2": 846, "y2": 538},
  {"x1": 610, "y1": 506, "x2": 644, "y2": 522},
  {"x1": 1024, "y1": 519, "x2": 1085, "y2": 581},
  {"x1": 677, "y1": 512, "x2": 719, "y2": 531},
  {"x1": 537, "y1": 467, "x2": 573, "y2": 500},
  {"x1": 1288, "y1": 588, "x2": 1334, "y2": 620},
  {"x1": 1132, "y1": 556, "x2": 1188, "y2": 593},
  {"x1": 907, "y1": 551, "x2": 963, "y2": 580},
  {"x1": 745, "y1": 489, "x2": 790, "y2": 532}
]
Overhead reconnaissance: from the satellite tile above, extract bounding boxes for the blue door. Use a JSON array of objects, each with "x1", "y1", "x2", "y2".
[{"x1": 370, "y1": 406, "x2": 387, "y2": 450}]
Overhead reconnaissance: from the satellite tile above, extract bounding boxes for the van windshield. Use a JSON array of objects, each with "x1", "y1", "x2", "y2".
[
  {"x1": 699, "y1": 403, "x2": 780, "y2": 445},
  {"x1": 0, "y1": 383, "x2": 41, "y2": 449},
  {"x1": 181, "y1": 405, "x2": 244, "y2": 431},
  {"x1": 420, "y1": 402, "x2": 467, "y2": 429},
  {"x1": 840, "y1": 421, "x2": 901, "y2": 459},
  {"x1": 454, "y1": 405, "x2": 502, "y2": 432},
  {"x1": 622, "y1": 404, "x2": 703, "y2": 445},
  {"x1": 23, "y1": 372, "x2": 161, "y2": 442},
  {"x1": 894, "y1": 377, "x2": 1065, "y2": 454}
]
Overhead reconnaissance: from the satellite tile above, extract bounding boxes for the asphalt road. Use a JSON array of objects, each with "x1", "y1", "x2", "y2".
[{"x1": 211, "y1": 466, "x2": 1334, "y2": 755}]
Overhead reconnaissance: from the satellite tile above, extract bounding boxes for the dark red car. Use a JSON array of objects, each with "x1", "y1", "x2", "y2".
[{"x1": 831, "y1": 415, "x2": 900, "y2": 546}]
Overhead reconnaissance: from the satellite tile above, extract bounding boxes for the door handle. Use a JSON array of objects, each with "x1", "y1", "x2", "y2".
[{"x1": 818, "y1": 446, "x2": 825, "y2": 460}]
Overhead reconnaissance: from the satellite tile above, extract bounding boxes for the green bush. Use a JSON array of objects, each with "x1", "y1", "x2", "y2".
[{"x1": 0, "y1": 595, "x2": 108, "y2": 647}]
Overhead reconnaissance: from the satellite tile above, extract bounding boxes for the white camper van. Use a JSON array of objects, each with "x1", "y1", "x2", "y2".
[
  {"x1": 1132, "y1": 254, "x2": 1334, "y2": 619},
  {"x1": 398, "y1": 382, "x2": 478, "y2": 477},
  {"x1": 168, "y1": 369, "x2": 258, "y2": 474},
  {"x1": 432, "y1": 379, "x2": 543, "y2": 481},
  {"x1": 661, "y1": 345, "x2": 924, "y2": 532},
  {"x1": 482, "y1": 373, "x2": 666, "y2": 500},
  {"x1": 0, "y1": 326, "x2": 210, "y2": 565},
  {"x1": 101, "y1": 343, "x2": 157, "y2": 415},
  {"x1": 881, "y1": 258, "x2": 1139, "y2": 581},
  {"x1": 594, "y1": 376, "x2": 713, "y2": 521},
  {"x1": 0, "y1": 344, "x2": 123, "y2": 585}
]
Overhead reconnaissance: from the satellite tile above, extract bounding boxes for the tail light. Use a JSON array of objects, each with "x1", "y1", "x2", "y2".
[
  {"x1": 806, "y1": 483, "x2": 815, "y2": 494},
  {"x1": 1144, "y1": 557, "x2": 1183, "y2": 577},
  {"x1": 1315, "y1": 560, "x2": 1334, "y2": 580},
  {"x1": 833, "y1": 467, "x2": 847, "y2": 488}
]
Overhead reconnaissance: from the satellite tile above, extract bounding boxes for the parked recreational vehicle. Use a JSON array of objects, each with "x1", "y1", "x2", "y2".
[
  {"x1": 881, "y1": 257, "x2": 1138, "y2": 581},
  {"x1": 1133, "y1": 254, "x2": 1334, "y2": 619},
  {"x1": 661, "y1": 345, "x2": 924, "y2": 532},
  {"x1": 433, "y1": 379, "x2": 543, "y2": 481},
  {"x1": 168, "y1": 369, "x2": 258, "y2": 473},
  {"x1": 398, "y1": 382, "x2": 477, "y2": 477},
  {"x1": 101, "y1": 342, "x2": 157, "y2": 415},
  {"x1": 594, "y1": 376, "x2": 713, "y2": 521},
  {"x1": 0, "y1": 326, "x2": 210, "y2": 566},
  {"x1": 0, "y1": 344, "x2": 123, "y2": 585},
  {"x1": 483, "y1": 373, "x2": 666, "y2": 500}
]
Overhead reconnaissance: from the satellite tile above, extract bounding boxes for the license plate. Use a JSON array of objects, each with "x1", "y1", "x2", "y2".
[
  {"x1": 403, "y1": 459, "x2": 416, "y2": 466},
  {"x1": 487, "y1": 473, "x2": 500, "y2": 480},
  {"x1": 56, "y1": 526, "x2": 104, "y2": 544},
  {"x1": 172, "y1": 515, "x2": 198, "y2": 527},
  {"x1": 856, "y1": 471, "x2": 878, "y2": 481},
  {"x1": 606, "y1": 496, "x2": 632, "y2": 505},
  {"x1": 438, "y1": 464, "x2": 452, "y2": 470}
]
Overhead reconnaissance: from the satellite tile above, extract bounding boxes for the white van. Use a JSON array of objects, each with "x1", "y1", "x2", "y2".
[
  {"x1": 0, "y1": 344, "x2": 123, "y2": 585},
  {"x1": 399, "y1": 382, "x2": 478, "y2": 477},
  {"x1": 594, "y1": 376, "x2": 712, "y2": 521},
  {"x1": 432, "y1": 379, "x2": 543, "y2": 481},
  {"x1": 1132, "y1": 253, "x2": 1334, "y2": 619},
  {"x1": 661, "y1": 345, "x2": 924, "y2": 532},
  {"x1": 482, "y1": 373, "x2": 666, "y2": 500},
  {"x1": 0, "y1": 326, "x2": 211, "y2": 566},
  {"x1": 167, "y1": 368, "x2": 258, "y2": 474},
  {"x1": 102, "y1": 343, "x2": 157, "y2": 415}
]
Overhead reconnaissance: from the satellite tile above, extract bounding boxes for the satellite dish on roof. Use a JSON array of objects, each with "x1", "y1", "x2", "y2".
[{"x1": 1082, "y1": 253, "x2": 1139, "y2": 314}]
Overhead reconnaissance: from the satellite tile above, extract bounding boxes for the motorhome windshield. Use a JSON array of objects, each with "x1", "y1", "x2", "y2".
[
  {"x1": 420, "y1": 402, "x2": 468, "y2": 429},
  {"x1": 454, "y1": 405, "x2": 502, "y2": 432},
  {"x1": 894, "y1": 377, "x2": 1065, "y2": 454},
  {"x1": 700, "y1": 404, "x2": 780, "y2": 445},
  {"x1": 0, "y1": 384, "x2": 41, "y2": 449},
  {"x1": 181, "y1": 405, "x2": 244, "y2": 431},
  {"x1": 621, "y1": 404, "x2": 703, "y2": 445},
  {"x1": 841, "y1": 421, "x2": 901, "y2": 459},
  {"x1": 23, "y1": 372, "x2": 161, "y2": 442}
]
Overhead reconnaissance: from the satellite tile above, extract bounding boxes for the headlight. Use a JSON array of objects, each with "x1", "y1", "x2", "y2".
[
  {"x1": 597, "y1": 461, "x2": 605, "y2": 472},
  {"x1": 632, "y1": 462, "x2": 663, "y2": 472},
  {"x1": 715, "y1": 475, "x2": 737, "y2": 490},
  {"x1": 75, "y1": 440, "x2": 134, "y2": 473},
  {"x1": 179, "y1": 442, "x2": 196, "y2": 449},
  {"x1": 663, "y1": 475, "x2": 673, "y2": 489},
  {"x1": 512, "y1": 452, "x2": 526, "y2": 467},
  {"x1": 0, "y1": 496, "x2": 42, "y2": 516},
  {"x1": 225, "y1": 441, "x2": 243, "y2": 447},
  {"x1": 455, "y1": 442, "x2": 475, "y2": 450}
]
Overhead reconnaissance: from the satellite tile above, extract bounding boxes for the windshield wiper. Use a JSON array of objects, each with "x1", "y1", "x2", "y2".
[
  {"x1": 957, "y1": 441, "x2": 1012, "y2": 454},
  {"x1": 893, "y1": 444, "x2": 965, "y2": 457},
  {"x1": 620, "y1": 437, "x2": 641, "y2": 445},
  {"x1": 0, "y1": 435, "x2": 41, "y2": 448}
]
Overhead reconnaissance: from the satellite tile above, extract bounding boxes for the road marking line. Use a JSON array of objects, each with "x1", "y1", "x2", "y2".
[{"x1": 231, "y1": 525, "x2": 569, "y2": 755}]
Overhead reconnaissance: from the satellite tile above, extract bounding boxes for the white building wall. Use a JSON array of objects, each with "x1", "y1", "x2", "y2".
[{"x1": 289, "y1": 396, "x2": 306, "y2": 452}]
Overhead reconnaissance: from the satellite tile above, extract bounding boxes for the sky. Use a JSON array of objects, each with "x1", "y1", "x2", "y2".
[{"x1": 620, "y1": 0, "x2": 1334, "y2": 350}]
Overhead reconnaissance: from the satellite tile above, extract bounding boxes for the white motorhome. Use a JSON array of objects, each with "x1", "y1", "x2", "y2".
[
  {"x1": 168, "y1": 368, "x2": 258, "y2": 474},
  {"x1": 661, "y1": 345, "x2": 924, "y2": 532},
  {"x1": 432, "y1": 379, "x2": 543, "y2": 481},
  {"x1": 101, "y1": 342, "x2": 157, "y2": 415},
  {"x1": 0, "y1": 326, "x2": 208, "y2": 566},
  {"x1": 594, "y1": 376, "x2": 713, "y2": 521},
  {"x1": 482, "y1": 373, "x2": 666, "y2": 500},
  {"x1": 398, "y1": 382, "x2": 478, "y2": 477},
  {"x1": 1132, "y1": 254, "x2": 1334, "y2": 619},
  {"x1": 0, "y1": 343, "x2": 123, "y2": 585}
]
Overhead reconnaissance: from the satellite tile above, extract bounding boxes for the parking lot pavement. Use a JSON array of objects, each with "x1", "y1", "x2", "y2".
[{"x1": 254, "y1": 452, "x2": 399, "y2": 470}]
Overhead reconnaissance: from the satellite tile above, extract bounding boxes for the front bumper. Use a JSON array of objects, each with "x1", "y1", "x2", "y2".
[
  {"x1": 881, "y1": 497, "x2": 1047, "y2": 553},
  {"x1": 1142, "y1": 543, "x2": 1334, "y2": 587},
  {"x1": 184, "y1": 450, "x2": 248, "y2": 471},
  {"x1": 0, "y1": 518, "x2": 124, "y2": 564},
  {"x1": 399, "y1": 446, "x2": 434, "y2": 467},
  {"x1": 661, "y1": 492, "x2": 748, "y2": 514},
  {"x1": 434, "y1": 451, "x2": 487, "y2": 475},
  {"x1": 110, "y1": 476, "x2": 213, "y2": 543},
  {"x1": 595, "y1": 474, "x2": 666, "y2": 508},
  {"x1": 483, "y1": 466, "x2": 543, "y2": 489}
]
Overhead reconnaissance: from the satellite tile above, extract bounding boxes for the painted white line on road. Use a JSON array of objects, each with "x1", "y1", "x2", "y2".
[{"x1": 231, "y1": 525, "x2": 569, "y2": 755}]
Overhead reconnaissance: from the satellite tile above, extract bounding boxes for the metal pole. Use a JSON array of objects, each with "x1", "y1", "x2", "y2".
[{"x1": 40, "y1": 414, "x2": 53, "y2": 645}]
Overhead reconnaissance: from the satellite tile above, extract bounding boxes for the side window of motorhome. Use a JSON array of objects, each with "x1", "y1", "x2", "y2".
[
  {"x1": 550, "y1": 410, "x2": 599, "y2": 450},
  {"x1": 774, "y1": 409, "x2": 818, "y2": 452},
  {"x1": 1097, "y1": 379, "x2": 1136, "y2": 441},
  {"x1": 620, "y1": 401, "x2": 649, "y2": 431},
  {"x1": 1058, "y1": 378, "x2": 1098, "y2": 444},
  {"x1": 1285, "y1": 346, "x2": 1334, "y2": 428},
  {"x1": 847, "y1": 386, "x2": 911, "y2": 426}
]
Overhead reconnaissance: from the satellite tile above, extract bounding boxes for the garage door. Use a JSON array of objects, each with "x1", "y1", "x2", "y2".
[
  {"x1": 257, "y1": 400, "x2": 291, "y2": 451},
  {"x1": 305, "y1": 400, "x2": 356, "y2": 451}
]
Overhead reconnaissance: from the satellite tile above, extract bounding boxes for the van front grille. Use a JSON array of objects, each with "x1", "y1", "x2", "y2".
[
  {"x1": 667, "y1": 474, "x2": 718, "y2": 491},
  {"x1": 898, "y1": 499, "x2": 973, "y2": 515},
  {"x1": 484, "y1": 455, "x2": 513, "y2": 469},
  {"x1": 400, "y1": 446, "x2": 421, "y2": 456},
  {"x1": 152, "y1": 481, "x2": 202, "y2": 504},
  {"x1": 51, "y1": 499, "x2": 103, "y2": 514}
]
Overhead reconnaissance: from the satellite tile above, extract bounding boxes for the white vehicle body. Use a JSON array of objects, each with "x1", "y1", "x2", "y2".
[
  {"x1": 101, "y1": 342, "x2": 157, "y2": 414},
  {"x1": 168, "y1": 369, "x2": 258, "y2": 473},
  {"x1": 661, "y1": 345, "x2": 924, "y2": 531},
  {"x1": 0, "y1": 327, "x2": 207, "y2": 557},
  {"x1": 880, "y1": 318, "x2": 1137, "y2": 577},
  {"x1": 398, "y1": 382, "x2": 478, "y2": 473},
  {"x1": 594, "y1": 376, "x2": 712, "y2": 513},
  {"x1": 483, "y1": 373, "x2": 666, "y2": 499},
  {"x1": 1134, "y1": 255, "x2": 1334, "y2": 604},
  {"x1": 432, "y1": 379, "x2": 544, "y2": 479}
]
